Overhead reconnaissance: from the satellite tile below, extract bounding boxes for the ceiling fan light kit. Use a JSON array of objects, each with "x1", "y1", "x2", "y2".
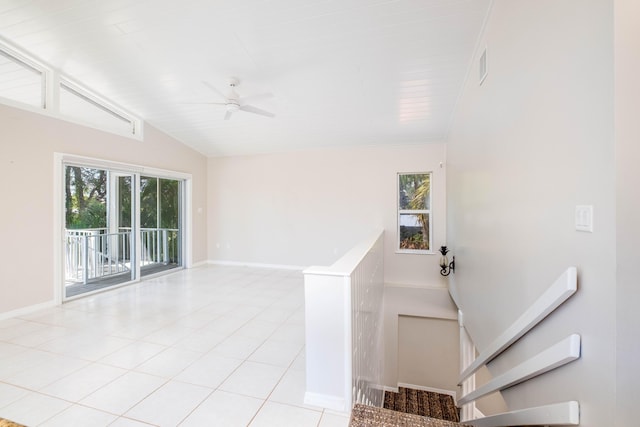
[{"x1": 226, "y1": 102, "x2": 240, "y2": 113}]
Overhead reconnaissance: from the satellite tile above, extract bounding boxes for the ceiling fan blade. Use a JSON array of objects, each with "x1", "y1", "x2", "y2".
[
  {"x1": 238, "y1": 93, "x2": 274, "y2": 104},
  {"x1": 202, "y1": 81, "x2": 228, "y2": 101},
  {"x1": 239, "y1": 104, "x2": 275, "y2": 118},
  {"x1": 180, "y1": 102, "x2": 227, "y2": 106},
  {"x1": 224, "y1": 110, "x2": 233, "y2": 120}
]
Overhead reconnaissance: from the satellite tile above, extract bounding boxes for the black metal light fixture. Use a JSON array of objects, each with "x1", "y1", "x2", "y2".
[{"x1": 439, "y1": 246, "x2": 455, "y2": 276}]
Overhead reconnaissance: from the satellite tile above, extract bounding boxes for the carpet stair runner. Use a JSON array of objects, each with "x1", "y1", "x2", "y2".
[
  {"x1": 349, "y1": 387, "x2": 468, "y2": 427},
  {"x1": 384, "y1": 387, "x2": 460, "y2": 422}
]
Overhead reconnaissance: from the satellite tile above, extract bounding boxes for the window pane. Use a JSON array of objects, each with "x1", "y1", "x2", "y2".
[
  {"x1": 140, "y1": 176, "x2": 182, "y2": 272},
  {"x1": 118, "y1": 176, "x2": 132, "y2": 228},
  {"x1": 399, "y1": 213, "x2": 429, "y2": 251},
  {"x1": 60, "y1": 83, "x2": 133, "y2": 134},
  {"x1": 140, "y1": 177, "x2": 158, "y2": 228},
  {"x1": 65, "y1": 166, "x2": 107, "y2": 229},
  {"x1": 159, "y1": 179, "x2": 180, "y2": 229},
  {"x1": 160, "y1": 179, "x2": 181, "y2": 265},
  {"x1": 399, "y1": 173, "x2": 430, "y2": 210},
  {"x1": 0, "y1": 50, "x2": 43, "y2": 107}
]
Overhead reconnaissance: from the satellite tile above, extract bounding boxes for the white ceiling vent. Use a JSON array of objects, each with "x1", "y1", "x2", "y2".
[{"x1": 479, "y1": 47, "x2": 488, "y2": 85}]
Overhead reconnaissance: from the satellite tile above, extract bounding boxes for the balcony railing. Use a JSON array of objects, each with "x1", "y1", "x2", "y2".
[{"x1": 65, "y1": 227, "x2": 179, "y2": 284}]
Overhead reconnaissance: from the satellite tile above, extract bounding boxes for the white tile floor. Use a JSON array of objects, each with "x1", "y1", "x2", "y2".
[{"x1": 0, "y1": 266, "x2": 351, "y2": 427}]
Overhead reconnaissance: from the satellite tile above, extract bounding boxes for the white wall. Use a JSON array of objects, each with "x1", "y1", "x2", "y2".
[
  {"x1": 614, "y1": 0, "x2": 640, "y2": 425},
  {"x1": 0, "y1": 103, "x2": 208, "y2": 316},
  {"x1": 398, "y1": 315, "x2": 459, "y2": 393},
  {"x1": 208, "y1": 144, "x2": 460, "y2": 391},
  {"x1": 383, "y1": 286, "x2": 457, "y2": 388},
  {"x1": 207, "y1": 143, "x2": 448, "y2": 288},
  {"x1": 447, "y1": 1, "x2": 615, "y2": 425}
]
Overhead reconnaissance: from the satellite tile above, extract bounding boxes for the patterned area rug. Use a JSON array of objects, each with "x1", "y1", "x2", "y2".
[
  {"x1": 349, "y1": 404, "x2": 468, "y2": 427},
  {"x1": 0, "y1": 419, "x2": 26, "y2": 427},
  {"x1": 383, "y1": 387, "x2": 460, "y2": 422}
]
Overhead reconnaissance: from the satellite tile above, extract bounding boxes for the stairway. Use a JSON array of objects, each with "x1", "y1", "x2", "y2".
[{"x1": 349, "y1": 387, "x2": 468, "y2": 427}]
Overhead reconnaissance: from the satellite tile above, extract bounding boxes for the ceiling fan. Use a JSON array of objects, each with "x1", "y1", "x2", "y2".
[{"x1": 196, "y1": 78, "x2": 275, "y2": 120}]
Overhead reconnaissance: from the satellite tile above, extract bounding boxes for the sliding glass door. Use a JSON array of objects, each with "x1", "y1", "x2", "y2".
[
  {"x1": 140, "y1": 176, "x2": 182, "y2": 277},
  {"x1": 63, "y1": 164, "x2": 183, "y2": 299}
]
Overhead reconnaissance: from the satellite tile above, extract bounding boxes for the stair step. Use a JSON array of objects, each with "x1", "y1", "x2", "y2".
[
  {"x1": 349, "y1": 404, "x2": 469, "y2": 427},
  {"x1": 383, "y1": 387, "x2": 460, "y2": 422}
]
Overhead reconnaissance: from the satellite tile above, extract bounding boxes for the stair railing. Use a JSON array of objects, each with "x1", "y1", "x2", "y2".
[
  {"x1": 303, "y1": 231, "x2": 385, "y2": 412},
  {"x1": 458, "y1": 267, "x2": 580, "y2": 426}
]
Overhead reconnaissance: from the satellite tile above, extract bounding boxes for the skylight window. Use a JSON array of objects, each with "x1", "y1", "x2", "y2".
[{"x1": 0, "y1": 48, "x2": 44, "y2": 108}]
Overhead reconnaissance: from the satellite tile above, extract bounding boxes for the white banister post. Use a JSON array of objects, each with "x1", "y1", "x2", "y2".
[
  {"x1": 163, "y1": 229, "x2": 169, "y2": 264},
  {"x1": 303, "y1": 272, "x2": 352, "y2": 412},
  {"x1": 459, "y1": 310, "x2": 477, "y2": 422},
  {"x1": 82, "y1": 234, "x2": 89, "y2": 284}
]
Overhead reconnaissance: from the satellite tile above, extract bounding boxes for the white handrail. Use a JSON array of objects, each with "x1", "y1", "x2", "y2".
[
  {"x1": 458, "y1": 267, "x2": 581, "y2": 426},
  {"x1": 466, "y1": 401, "x2": 579, "y2": 426},
  {"x1": 459, "y1": 267, "x2": 577, "y2": 384},
  {"x1": 458, "y1": 334, "x2": 581, "y2": 406}
]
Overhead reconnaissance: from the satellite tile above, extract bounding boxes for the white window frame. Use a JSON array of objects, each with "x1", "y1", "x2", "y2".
[
  {"x1": 58, "y1": 77, "x2": 142, "y2": 139},
  {"x1": 0, "y1": 41, "x2": 47, "y2": 109},
  {"x1": 0, "y1": 40, "x2": 142, "y2": 140},
  {"x1": 397, "y1": 172, "x2": 432, "y2": 254}
]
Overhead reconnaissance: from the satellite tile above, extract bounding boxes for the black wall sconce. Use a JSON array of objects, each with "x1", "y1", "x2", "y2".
[{"x1": 439, "y1": 246, "x2": 455, "y2": 276}]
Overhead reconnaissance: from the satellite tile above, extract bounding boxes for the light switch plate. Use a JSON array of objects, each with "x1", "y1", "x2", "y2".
[{"x1": 575, "y1": 205, "x2": 593, "y2": 232}]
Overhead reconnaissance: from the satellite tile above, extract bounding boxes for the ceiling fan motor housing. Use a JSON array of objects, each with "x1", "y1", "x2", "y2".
[
  {"x1": 226, "y1": 78, "x2": 240, "y2": 108},
  {"x1": 226, "y1": 101, "x2": 240, "y2": 112}
]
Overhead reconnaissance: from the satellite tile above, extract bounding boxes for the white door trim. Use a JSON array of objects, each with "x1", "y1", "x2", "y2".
[{"x1": 53, "y1": 152, "x2": 193, "y2": 304}]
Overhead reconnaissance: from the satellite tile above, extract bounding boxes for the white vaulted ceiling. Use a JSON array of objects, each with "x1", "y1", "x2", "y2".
[{"x1": 0, "y1": 0, "x2": 491, "y2": 157}]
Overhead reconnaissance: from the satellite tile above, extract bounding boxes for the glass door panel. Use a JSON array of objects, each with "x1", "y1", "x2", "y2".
[
  {"x1": 160, "y1": 178, "x2": 182, "y2": 269},
  {"x1": 140, "y1": 176, "x2": 182, "y2": 277},
  {"x1": 64, "y1": 165, "x2": 136, "y2": 298}
]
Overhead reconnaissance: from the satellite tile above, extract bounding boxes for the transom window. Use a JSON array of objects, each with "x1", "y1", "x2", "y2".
[
  {"x1": 0, "y1": 41, "x2": 141, "y2": 138},
  {"x1": 398, "y1": 172, "x2": 432, "y2": 253},
  {"x1": 0, "y1": 48, "x2": 45, "y2": 108},
  {"x1": 60, "y1": 80, "x2": 137, "y2": 136}
]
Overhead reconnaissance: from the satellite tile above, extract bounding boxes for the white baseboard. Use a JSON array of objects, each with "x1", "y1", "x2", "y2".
[
  {"x1": 0, "y1": 300, "x2": 57, "y2": 321},
  {"x1": 304, "y1": 392, "x2": 348, "y2": 413},
  {"x1": 207, "y1": 259, "x2": 306, "y2": 271},
  {"x1": 190, "y1": 260, "x2": 210, "y2": 268},
  {"x1": 396, "y1": 382, "x2": 457, "y2": 403},
  {"x1": 384, "y1": 282, "x2": 449, "y2": 290}
]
